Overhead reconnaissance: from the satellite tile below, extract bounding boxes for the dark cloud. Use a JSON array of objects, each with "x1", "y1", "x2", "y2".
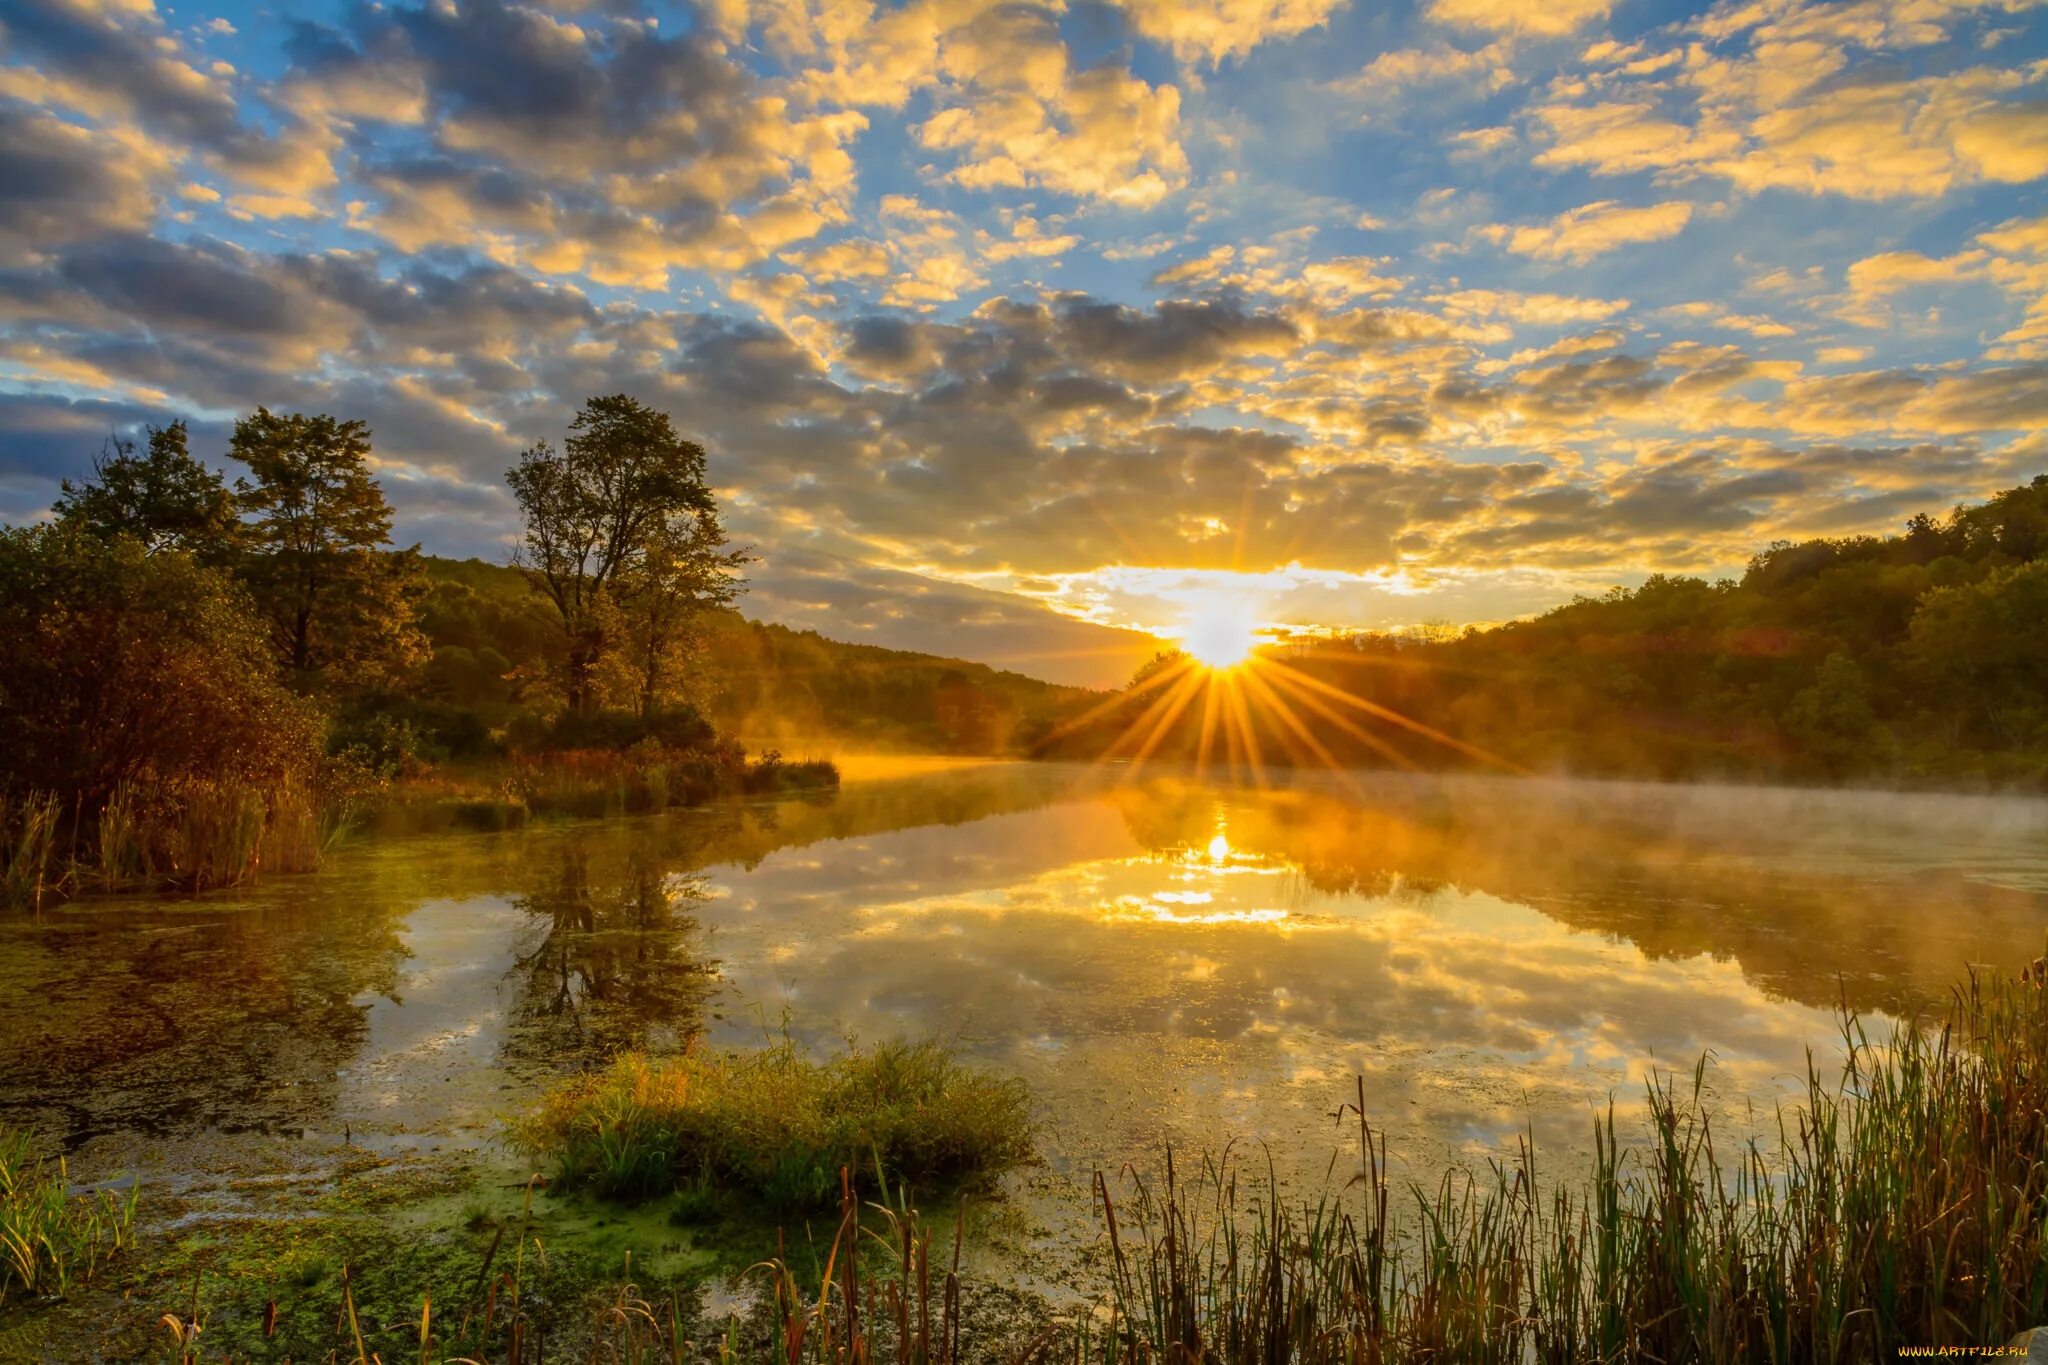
[{"x1": 0, "y1": 102, "x2": 160, "y2": 264}]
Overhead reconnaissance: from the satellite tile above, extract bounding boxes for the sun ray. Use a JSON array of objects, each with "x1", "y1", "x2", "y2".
[
  {"x1": 1237, "y1": 661, "x2": 1369, "y2": 797},
  {"x1": 1039, "y1": 653, "x2": 1194, "y2": 748},
  {"x1": 1265, "y1": 657, "x2": 1526, "y2": 774},
  {"x1": 1194, "y1": 669, "x2": 1225, "y2": 781},
  {"x1": 1219, "y1": 670, "x2": 1268, "y2": 788},
  {"x1": 1122, "y1": 665, "x2": 1210, "y2": 778},
  {"x1": 1097, "y1": 657, "x2": 1204, "y2": 768},
  {"x1": 1259, "y1": 663, "x2": 1419, "y2": 772}
]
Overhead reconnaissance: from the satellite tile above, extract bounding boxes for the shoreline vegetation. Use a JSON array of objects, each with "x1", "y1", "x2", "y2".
[{"x1": 6, "y1": 963, "x2": 2043, "y2": 1361}]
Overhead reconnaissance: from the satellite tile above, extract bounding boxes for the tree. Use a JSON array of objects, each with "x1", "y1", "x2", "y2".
[
  {"x1": 1908, "y1": 561, "x2": 2048, "y2": 748},
  {"x1": 53, "y1": 420, "x2": 240, "y2": 560},
  {"x1": 232, "y1": 408, "x2": 425, "y2": 687},
  {"x1": 613, "y1": 509, "x2": 748, "y2": 719},
  {"x1": 1784, "y1": 652, "x2": 1885, "y2": 776},
  {"x1": 0, "y1": 525, "x2": 318, "y2": 805},
  {"x1": 506, "y1": 395, "x2": 721, "y2": 715}
]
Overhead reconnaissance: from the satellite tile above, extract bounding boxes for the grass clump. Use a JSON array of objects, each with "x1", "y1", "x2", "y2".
[
  {"x1": 516, "y1": 1039, "x2": 1030, "y2": 1208},
  {"x1": 0, "y1": 1130, "x2": 137, "y2": 1304}
]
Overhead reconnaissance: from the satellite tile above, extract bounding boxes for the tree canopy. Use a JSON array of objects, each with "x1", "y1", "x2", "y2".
[{"x1": 507, "y1": 394, "x2": 733, "y2": 714}]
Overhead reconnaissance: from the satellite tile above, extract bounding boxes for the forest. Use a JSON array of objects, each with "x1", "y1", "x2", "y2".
[{"x1": 1038, "y1": 475, "x2": 2048, "y2": 787}]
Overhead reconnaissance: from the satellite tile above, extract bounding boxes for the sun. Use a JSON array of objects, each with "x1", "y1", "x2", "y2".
[{"x1": 1176, "y1": 596, "x2": 1262, "y2": 671}]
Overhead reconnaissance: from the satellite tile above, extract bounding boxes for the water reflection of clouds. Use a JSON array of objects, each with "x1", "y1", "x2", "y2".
[{"x1": 693, "y1": 792, "x2": 1878, "y2": 1213}]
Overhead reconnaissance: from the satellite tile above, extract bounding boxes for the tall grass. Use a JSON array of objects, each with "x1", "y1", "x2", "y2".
[
  {"x1": 0, "y1": 777, "x2": 333, "y2": 909},
  {"x1": 515, "y1": 1039, "x2": 1031, "y2": 1208},
  {"x1": 1084, "y1": 966, "x2": 2048, "y2": 1364},
  {"x1": 0, "y1": 1129, "x2": 138, "y2": 1304},
  {"x1": 0, "y1": 792, "x2": 60, "y2": 909},
  {"x1": 89, "y1": 777, "x2": 326, "y2": 893}
]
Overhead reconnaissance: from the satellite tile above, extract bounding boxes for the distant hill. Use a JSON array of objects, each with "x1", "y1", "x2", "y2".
[
  {"x1": 417, "y1": 556, "x2": 1095, "y2": 754},
  {"x1": 1038, "y1": 475, "x2": 2048, "y2": 788}
]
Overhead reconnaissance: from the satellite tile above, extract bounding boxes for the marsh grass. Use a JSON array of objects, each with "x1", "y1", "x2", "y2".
[
  {"x1": 1083, "y1": 965, "x2": 2048, "y2": 1364},
  {"x1": 0, "y1": 1130, "x2": 137, "y2": 1304},
  {"x1": 0, "y1": 793, "x2": 60, "y2": 909},
  {"x1": 516, "y1": 1040, "x2": 1032, "y2": 1208},
  {"x1": 0, "y1": 776, "x2": 331, "y2": 909}
]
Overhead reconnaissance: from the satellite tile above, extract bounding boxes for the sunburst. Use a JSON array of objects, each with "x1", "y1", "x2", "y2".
[{"x1": 1043, "y1": 597, "x2": 1526, "y2": 788}]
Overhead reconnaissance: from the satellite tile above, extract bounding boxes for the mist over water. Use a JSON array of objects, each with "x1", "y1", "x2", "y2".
[{"x1": 4, "y1": 760, "x2": 2045, "y2": 1280}]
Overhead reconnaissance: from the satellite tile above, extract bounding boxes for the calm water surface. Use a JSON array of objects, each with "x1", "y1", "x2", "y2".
[{"x1": 4, "y1": 759, "x2": 2047, "y2": 1274}]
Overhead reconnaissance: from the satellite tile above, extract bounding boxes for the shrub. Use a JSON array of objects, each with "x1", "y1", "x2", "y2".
[
  {"x1": 0, "y1": 527, "x2": 325, "y2": 903},
  {"x1": 514, "y1": 1039, "x2": 1032, "y2": 1208},
  {"x1": 0, "y1": 526, "x2": 321, "y2": 804}
]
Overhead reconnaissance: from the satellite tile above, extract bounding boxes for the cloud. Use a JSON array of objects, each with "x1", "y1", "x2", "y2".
[
  {"x1": 1427, "y1": 0, "x2": 1613, "y2": 37},
  {"x1": 917, "y1": 65, "x2": 1189, "y2": 208},
  {"x1": 1529, "y1": 5, "x2": 2048, "y2": 200},
  {"x1": 1114, "y1": 0, "x2": 1348, "y2": 65},
  {"x1": 0, "y1": 104, "x2": 166, "y2": 265},
  {"x1": 1482, "y1": 199, "x2": 1695, "y2": 263}
]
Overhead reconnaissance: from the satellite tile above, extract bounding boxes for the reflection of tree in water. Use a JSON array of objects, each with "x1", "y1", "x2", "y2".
[{"x1": 504, "y1": 841, "x2": 719, "y2": 1068}]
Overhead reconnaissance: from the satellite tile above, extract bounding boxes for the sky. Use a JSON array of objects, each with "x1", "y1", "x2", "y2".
[{"x1": 1, "y1": 0, "x2": 2045, "y2": 687}]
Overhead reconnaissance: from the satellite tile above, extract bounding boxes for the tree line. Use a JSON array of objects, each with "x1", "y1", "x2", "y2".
[
  {"x1": 1036, "y1": 475, "x2": 2048, "y2": 787},
  {"x1": 0, "y1": 395, "x2": 750, "y2": 894}
]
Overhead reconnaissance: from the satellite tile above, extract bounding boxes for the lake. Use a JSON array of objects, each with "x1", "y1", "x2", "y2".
[{"x1": 5, "y1": 758, "x2": 2048, "y2": 1296}]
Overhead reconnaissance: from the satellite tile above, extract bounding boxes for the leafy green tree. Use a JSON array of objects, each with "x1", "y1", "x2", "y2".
[
  {"x1": 1784, "y1": 652, "x2": 1886, "y2": 776},
  {"x1": 53, "y1": 421, "x2": 240, "y2": 560},
  {"x1": 506, "y1": 395, "x2": 720, "y2": 715},
  {"x1": 1908, "y1": 561, "x2": 2048, "y2": 748},
  {"x1": 232, "y1": 408, "x2": 425, "y2": 688}
]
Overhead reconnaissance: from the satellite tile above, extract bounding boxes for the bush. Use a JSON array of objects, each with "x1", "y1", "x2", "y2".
[
  {"x1": 0, "y1": 527, "x2": 325, "y2": 902},
  {"x1": 514, "y1": 1039, "x2": 1032, "y2": 1208},
  {"x1": 0, "y1": 526, "x2": 320, "y2": 803}
]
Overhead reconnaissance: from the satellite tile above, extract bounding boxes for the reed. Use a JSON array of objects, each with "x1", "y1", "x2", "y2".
[
  {"x1": 0, "y1": 792, "x2": 61, "y2": 909},
  {"x1": 0, "y1": 1129, "x2": 138, "y2": 1304},
  {"x1": 82, "y1": 777, "x2": 326, "y2": 897},
  {"x1": 1081, "y1": 965, "x2": 2048, "y2": 1364}
]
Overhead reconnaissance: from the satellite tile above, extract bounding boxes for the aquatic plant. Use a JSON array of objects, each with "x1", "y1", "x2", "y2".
[
  {"x1": 0, "y1": 1129, "x2": 138, "y2": 1303},
  {"x1": 516, "y1": 1039, "x2": 1032, "y2": 1208},
  {"x1": 0, "y1": 792, "x2": 61, "y2": 910}
]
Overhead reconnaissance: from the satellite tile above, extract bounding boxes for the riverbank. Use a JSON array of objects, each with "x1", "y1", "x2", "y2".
[{"x1": 0, "y1": 744, "x2": 840, "y2": 910}]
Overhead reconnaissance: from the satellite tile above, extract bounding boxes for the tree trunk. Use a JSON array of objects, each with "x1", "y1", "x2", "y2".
[{"x1": 565, "y1": 629, "x2": 603, "y2": 715}]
